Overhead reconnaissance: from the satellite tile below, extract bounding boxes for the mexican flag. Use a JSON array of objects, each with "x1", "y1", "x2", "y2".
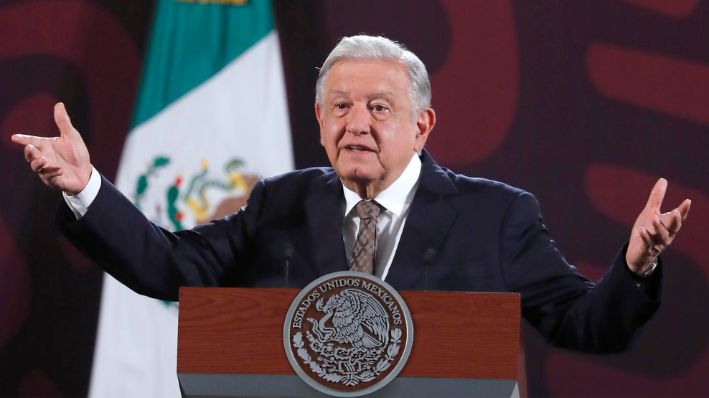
[{"x1": 88, "y1": 1, "x2": 293, "y2": 396}]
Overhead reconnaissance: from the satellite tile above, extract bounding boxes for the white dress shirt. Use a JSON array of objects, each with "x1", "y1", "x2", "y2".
[
  {"x1": 341, "y1": 154, "x2": 422, "y2": 280},
  {"x1": 63, "y1": 166, "x2": 101, "y2": 219}
]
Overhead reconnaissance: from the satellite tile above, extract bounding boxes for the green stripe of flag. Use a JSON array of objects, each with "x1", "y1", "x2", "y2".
[{"x1": 131, "y1": 0, "x2": 275, "y2": 127}]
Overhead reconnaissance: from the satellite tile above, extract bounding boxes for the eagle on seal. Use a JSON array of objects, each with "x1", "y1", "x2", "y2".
[{"x1": 308, "y1": 289, "x2": 389, "y2": 349}]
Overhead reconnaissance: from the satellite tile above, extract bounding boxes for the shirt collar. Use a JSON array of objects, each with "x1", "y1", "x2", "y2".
[{"x1": 343, "y1": 153, "x2": 422, "y2": 217}]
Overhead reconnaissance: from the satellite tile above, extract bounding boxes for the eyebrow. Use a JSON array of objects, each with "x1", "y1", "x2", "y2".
[
  {"x1": 367, "y1": 91, "x2": 396, "y2": 103},
  {"x1": 328, "y1": 90, "x2": 349, "y2": 97},
  {"x1": 327, "y1": 90, "x2": 396, "y2": 103}
]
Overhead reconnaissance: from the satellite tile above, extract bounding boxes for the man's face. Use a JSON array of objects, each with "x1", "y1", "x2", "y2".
[{"x1": 316, "y1": 59, "x2": 434, "y2": 198}]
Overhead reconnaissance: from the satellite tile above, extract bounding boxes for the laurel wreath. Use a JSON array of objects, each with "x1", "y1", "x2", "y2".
[
  {"x1": 133, "y1": 155, "x2": 170, "y2": 210},
  {"x1": 375, "y1": 328, "x2": 402, "y2": 376},
  {"x1": 293, "y1": 332, "x2": 342, "y2": 383},
  {"x1": 292, "y1": 328, "x2": 402, "y2": 387}
]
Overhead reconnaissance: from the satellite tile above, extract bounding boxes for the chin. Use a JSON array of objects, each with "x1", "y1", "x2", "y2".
[{"x1": 339, "y1": 166, "x2": 380, "y2": 184}]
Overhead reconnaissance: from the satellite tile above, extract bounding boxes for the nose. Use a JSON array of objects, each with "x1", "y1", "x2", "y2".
[{"x1": 345, "y1": 103, "x2": 370, "y2": 136}]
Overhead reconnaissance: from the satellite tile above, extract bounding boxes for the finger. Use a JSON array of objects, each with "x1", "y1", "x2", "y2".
[
  {"x1": 651, "y1": 215, "x2": 671, "y2": 244},
  {"x1": 11, "y1": 134, "x2": 35, "y2": 146},
  {"x1": 660, "y1": 209, "x2": 682, "y2": 235},
  {"x1": 39, "y1": 164, "x2": 60, "y2": 172},
  {"x1": 41, "y1": 169, "x2": 64, "y2": 179},
  {"x1": 30, "y1": 156, "x2": 48, "y2": 173},
  {"x1": 640, "y1": 228, "x2": 664, "y2": 257},
  {"x1": 54, "y1": 102, "x2": 75, "y2": 138},
  {"x1": 38, "y1": 164, "x2": 61, "y2": 174},
  {"x1": 24, "y1": 144, "x2": 41, "y2": 162},
  {"x1": 639, "y1": 227, "x2": 655, "y2": 251},
  {"x1": 643, "y1": 178, "x2": 667, "y2": 212},
  {"x1": 46, "y1": 172, "x2": 66, "y2": 187},
  {"x1": 13, "y1": 134, "x2": 49, "y2": 148},
  {"x1": 677, "y1": 199, "x2": 691, "y2": 220}
]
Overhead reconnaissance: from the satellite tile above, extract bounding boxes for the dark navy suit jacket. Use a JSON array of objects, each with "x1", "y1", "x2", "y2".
[{"x1": 59, "y1": 151, "x2": 660, "y2": 353}]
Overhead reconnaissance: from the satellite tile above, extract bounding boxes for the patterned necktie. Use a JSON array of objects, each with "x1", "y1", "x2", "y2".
[{"x1": 349, "y1": 200, "x2": 381, "y2": 274}]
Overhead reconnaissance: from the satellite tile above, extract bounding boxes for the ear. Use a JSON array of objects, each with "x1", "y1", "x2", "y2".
[
  {"x1": 315, "y1": 102, "x2": 325, "y2": 147},
  {"x1": 414, "y1": 107, "x2": 436, "y2": 151}
]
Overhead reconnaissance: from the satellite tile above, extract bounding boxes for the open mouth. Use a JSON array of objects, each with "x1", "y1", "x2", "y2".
[{"x1": 343, "y1": 144, "x2": 375, "y2": 152}]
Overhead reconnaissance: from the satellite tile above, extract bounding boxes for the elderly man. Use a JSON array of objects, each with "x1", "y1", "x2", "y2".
[{"x1": 12, "y1": 35, "x2": 690, "y2": 353}]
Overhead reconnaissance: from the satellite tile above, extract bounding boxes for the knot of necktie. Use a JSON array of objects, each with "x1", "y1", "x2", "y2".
[{"x1": 356, "y1": 199, "x2": 381, "y2": 220}]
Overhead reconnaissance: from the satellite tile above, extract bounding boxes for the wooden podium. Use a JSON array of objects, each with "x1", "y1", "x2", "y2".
[{"x1": 177, "y1": 287, "x2": 522, "y2": 397}]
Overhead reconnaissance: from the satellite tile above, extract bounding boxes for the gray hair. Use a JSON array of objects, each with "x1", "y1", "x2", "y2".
[{"x1": 315, "y1": 35, "x2": 432, "y2": 113}]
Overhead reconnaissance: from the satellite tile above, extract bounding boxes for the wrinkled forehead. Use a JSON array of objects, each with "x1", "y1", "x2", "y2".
[{"x1": 322, "y1": 59, "x2": 413, "y2": 100}]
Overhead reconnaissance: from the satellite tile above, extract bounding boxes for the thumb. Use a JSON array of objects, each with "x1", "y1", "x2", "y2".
[
  {"x1": 644, "y1": 178, "x2": 667, "y2": 212},
  {"x1": 54, "y1": 102, "x2": 76, "y2": 138}
]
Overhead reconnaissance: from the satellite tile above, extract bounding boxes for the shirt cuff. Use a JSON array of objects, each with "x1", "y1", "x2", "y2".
[
  {"x1": 629, "y1": 258, "x2": 662, "y2": 300},
  {"x1": 62, "y1": 166, "x2": 101, "y2": 219}
]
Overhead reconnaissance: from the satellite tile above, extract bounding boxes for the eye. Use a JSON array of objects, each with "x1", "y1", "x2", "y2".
[
  {"x1": 332, "y1": 102, "x2": 349, "y2": 116},
  {"x1": 371, "y1": 104, "x2": 389, "y2": 112}
]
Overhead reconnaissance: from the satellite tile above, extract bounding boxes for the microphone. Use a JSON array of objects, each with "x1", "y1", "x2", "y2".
[
  {"x1": 283, "y1": 242, "x2": 294, "y2": 288},
  {"x1": 422, "y1": 248, "x2": 435, "y2": 291}
]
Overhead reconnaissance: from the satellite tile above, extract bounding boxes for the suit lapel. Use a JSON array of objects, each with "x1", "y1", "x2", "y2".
[
  {"x1": 303, "y1": 171, "x2": 349, "y2": 277},
  {"x1": 386, "y1": 152, "x2": 457, "y2": 290}
]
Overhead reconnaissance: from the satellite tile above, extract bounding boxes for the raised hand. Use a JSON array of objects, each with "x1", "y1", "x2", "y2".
[
  {"x1": 626, "y1": 178, "x2": 691, "y2": 275},
  {"x1": 11, "y1": 102, "x2": 92, "y2": 195}
]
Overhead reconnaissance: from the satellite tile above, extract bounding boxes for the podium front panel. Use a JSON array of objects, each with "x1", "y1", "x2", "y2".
[{"x1": 178, "y1": 287, "x2": 520, "y2": 397}]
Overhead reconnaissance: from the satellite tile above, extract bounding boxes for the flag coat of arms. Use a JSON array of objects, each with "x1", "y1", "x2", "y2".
[{"x1": 89, "y1": 1, "x2": 293, "y2": 396}]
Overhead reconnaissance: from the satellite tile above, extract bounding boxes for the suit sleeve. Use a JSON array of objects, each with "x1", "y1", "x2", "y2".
[
  {"x1": 57, "y1": 175, "x2": 267, "y2": 301},
  {"x1": 499, "y1": 191, "x2": 661, "y2": 353}
]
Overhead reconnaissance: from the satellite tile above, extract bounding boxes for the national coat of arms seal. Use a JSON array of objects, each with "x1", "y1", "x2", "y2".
[{"x1": 283, "y1": 271, "x2": 414, "y2": 397}]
